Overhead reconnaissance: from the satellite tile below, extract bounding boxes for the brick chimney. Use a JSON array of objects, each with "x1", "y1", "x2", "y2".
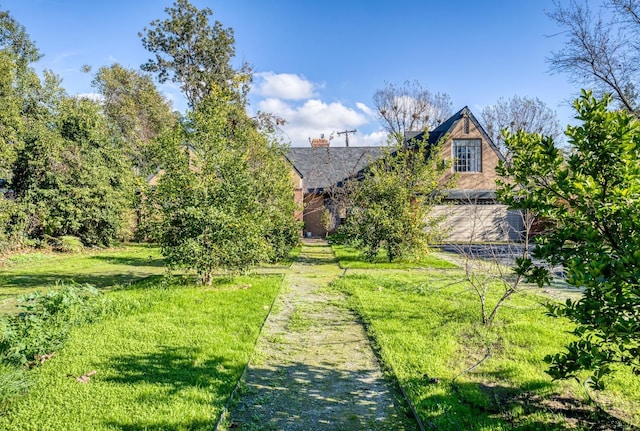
[{"x1": 310, "y1": 134, "x2": 330, "y2": 148}]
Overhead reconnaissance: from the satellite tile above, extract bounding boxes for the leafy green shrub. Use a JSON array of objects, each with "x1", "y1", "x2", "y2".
[
  {"x1": 497, "y1": 91, "x2": 640, "y2": 388},
  {"x1": 13, "y1": 98, "x2": 135, "y2": 248},
  {"x1": 339, "y1": 138, "x2": 452, "y2": 262},
  {"x1": 0, "y1": 284, "x2": 105, "y2": 366}
]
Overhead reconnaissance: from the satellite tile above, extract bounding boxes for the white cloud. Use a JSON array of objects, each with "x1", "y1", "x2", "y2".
[
  {"x1": 356, "y1": 102, "x2": 375, "y2": 118},
  {"x1": 259, "y1": 98, "x2": 372, "y2": 146},
  {"x1": 249, "y1": 71, "x2": 387, "y2": 147},
  {"x1": 254, "y1": 72, "x2": 316, "y2": 100},
  {"x1": 356, "y1": 130, "x2": 388, "y2": 147}
]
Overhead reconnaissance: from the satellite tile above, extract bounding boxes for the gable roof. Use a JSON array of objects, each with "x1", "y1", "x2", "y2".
[
  {"x1": 412, "y1": 106, "x2": 505, "y2": 161},
  {"x1": 286, "y1": 147, "x2": 384, "y2": 192}
]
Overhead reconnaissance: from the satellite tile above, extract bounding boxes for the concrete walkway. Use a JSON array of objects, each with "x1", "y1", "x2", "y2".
[{"x1": 223, "y1": 239, "x2": 417, "y2": 430}]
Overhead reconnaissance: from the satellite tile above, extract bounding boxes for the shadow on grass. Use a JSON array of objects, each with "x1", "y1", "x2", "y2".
[
  {"x1": 90, "y1": 255, "x2": 165, "y2": 268},
  {"x1": 411, "y1": 377, "x2": 633, "y2": 430},
  {"x1": 295, "y1": 246, "x2": 338, "y2": 266},
  {"x1": 227, "y1": 362, "x2": 418, "y2": 430},
  {"x1": 0, "y1": 271, "x2": 162, "y2": 291},
  {"x1": 103, "y1": 346, "x2": 241, "y2": 429},
  {"x1": 296, "y1": 253, "x2": 338, "y2": 266},
  {"x1": 105, "y1": 345, "x2": 239, "y2": 395}
]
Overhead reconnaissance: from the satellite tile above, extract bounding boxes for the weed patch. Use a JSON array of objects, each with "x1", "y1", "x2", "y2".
[{"x1": 0, "y1": 284, "x2": 107, "y2": 367}]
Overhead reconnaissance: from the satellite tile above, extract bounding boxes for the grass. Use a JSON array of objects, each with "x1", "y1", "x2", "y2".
[
  {"x1": 330, "y1": 245, "x2": 640, "y2": 430},
  {"x1": 0, "y1": 244, "x2": 164, "y2": 313},
  {"x1": 0, "y1": 244, "x2": 287, "y2": 429},
  {"x1": 0, "y1": 275, "x2": 283, "y2": 430},
  {"x1": 331, "y1": 244, "x2": 458, "y2": 269},
  {"x1": 3, "y1": 240, "x2": 638, "y2": 429}
]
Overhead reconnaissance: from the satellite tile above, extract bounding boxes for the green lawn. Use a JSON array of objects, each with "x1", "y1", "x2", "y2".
[
  {"x1": 330, "y1": 245, "x2": 640, "y2": 430},
  {"x1": 0, "y1": 244, "x2": 165, "y2": 312},
  {"x1": 0, "y1": 245, "x2": 284, "y2": 430},
  {"x1": 331, "y1": 243, "x2": 458, "y2": 269},
  {"x1": 4, "y1": 243, "x2": 639, "y2": 429}
]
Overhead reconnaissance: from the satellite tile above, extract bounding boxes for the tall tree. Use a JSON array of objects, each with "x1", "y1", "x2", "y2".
[
  {"x1": 0, "y1": 51, "x2": 21, "y2": 180},
  {"x1": 373, "y1": 80, "x2": 452, "y2": 144},
  {"x1": 139, "y1": 0, "x2": 246, "y2": 108},
  {"x1": 0, "y1": 8, "x2": 41, "y2": 67},
  {"x1": 0, "y1": 53, "x2": 27, "y2": 251},
  {"x1": 0, "y1": 7, "x2": 44, "y2": 180},
  {"x1": 13, "y1": 96, "x2": 134, "y2": 246},
  {"x1": 142, "y1": 0, "x2": 298, "y2": 281},
  {"x1": 92, "y1": 63, "x2": 178, "y2": 176},
  {"x1": 481, "y1": 95, "x2": 562, "y2": 156},
  {"x1": 496, "y1": 91, "x2": 640, "y2": 389},
  {"x1": 0, "y1": 8, "x2": 47, "y2": 251},
  {"x1": 548, "y1": 0, "x2": 640, "y2": 113}
]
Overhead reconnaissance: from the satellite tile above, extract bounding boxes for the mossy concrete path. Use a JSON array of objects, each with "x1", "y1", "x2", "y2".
[{"x1": 223, "y1": 239, "x2": 417, "y2": 430}]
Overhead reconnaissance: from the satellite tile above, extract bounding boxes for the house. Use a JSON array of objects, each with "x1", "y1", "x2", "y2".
[
  {"x1": 286, "y1": 106, "x2": 524, "y2": 241},
  {"x1": 287, "y1": 137, "x2": 383, "y2": 237}
]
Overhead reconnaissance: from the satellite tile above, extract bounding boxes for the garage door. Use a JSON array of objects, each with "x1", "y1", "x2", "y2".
[{"x1": 430, "y1": 204, "x2": 524, "y2": 242}]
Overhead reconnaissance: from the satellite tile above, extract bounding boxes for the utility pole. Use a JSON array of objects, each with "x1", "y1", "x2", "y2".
[{"x1": 337, "y1": 129, "x2": 356, "y2": 147}]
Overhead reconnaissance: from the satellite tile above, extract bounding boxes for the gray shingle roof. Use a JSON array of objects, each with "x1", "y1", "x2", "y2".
[
  {"x1": 287, "y1": 106, "x2": 504, "y2": 195},
  {"x1": 286, "y1": 147, "x2": 384, "y2": 192}
]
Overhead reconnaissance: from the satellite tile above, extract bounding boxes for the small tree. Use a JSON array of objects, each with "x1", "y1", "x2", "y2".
[
  {"x1": 320, "y1": 208, "x2": 334, "y2": 238},
  {"x1": 496, "y1": 90, "x2": 640, "y2": 389},
  {"x1": 341, "y1": 136, "x2": 453, "y2": 261},
  {"x1": 452, "y1": 205, "x2": 538, "y2": 326},
  {"x1": 150, "y1": 84, "x2": 298, "y2": 283}
]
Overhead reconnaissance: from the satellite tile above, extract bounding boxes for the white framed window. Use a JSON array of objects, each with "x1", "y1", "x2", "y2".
[{"x1": 453, "y1": 139, "x2": 481, "y2": 172}]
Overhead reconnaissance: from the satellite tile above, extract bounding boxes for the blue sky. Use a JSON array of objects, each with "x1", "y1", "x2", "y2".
[{"x1": 3, "y1": 0, "x2": 588, "y2": 146}]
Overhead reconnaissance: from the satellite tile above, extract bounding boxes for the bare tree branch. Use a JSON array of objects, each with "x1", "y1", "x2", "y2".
[
  {"x1": 373, "y1": 80, "x2": 453, "y2": 143},
  {"x1": 548, "y1": 0, "x2": 640, "y2": 113},
  {"x1": 481, "y1": 95, "x2": 563, "y2": 157}
]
